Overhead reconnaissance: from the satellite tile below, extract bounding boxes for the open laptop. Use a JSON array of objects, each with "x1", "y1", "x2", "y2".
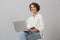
[{"x1": 13, "y1": 20, "x2": 27, "y2": 32}]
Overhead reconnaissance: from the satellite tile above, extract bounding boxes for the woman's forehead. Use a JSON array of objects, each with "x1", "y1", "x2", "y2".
[{"x1": 31, "y1": 5, "x2": 35, "y2": 7}]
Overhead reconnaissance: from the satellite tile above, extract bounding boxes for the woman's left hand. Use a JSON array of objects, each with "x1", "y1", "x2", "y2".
[{"x1": 30, "y1": 29, "x2": 39, "y2": 32}]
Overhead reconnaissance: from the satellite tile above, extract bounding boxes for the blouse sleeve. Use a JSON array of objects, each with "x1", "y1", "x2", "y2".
[
  {"x1": 26, "y1": 18, "x2": 32, "y2": 29},
  {"x1": 39, "y1": 15, "x2": 44, "y2": 32},
  {"x1": 35, "y1": 14, "x2": 44, "y2": 32}
]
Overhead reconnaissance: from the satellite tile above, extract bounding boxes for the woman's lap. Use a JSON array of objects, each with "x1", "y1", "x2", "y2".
[{"x1": 24, "y1": 31, "x2": 41, "y2": 40}]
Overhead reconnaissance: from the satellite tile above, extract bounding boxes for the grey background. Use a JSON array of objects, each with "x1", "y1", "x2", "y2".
[{"x1": 0, "y1": 0, "x2": 60, "y2": 40}]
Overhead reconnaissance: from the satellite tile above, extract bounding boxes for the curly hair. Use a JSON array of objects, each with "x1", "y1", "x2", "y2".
[{"x1": 29, "y1": 2, "x2": 40, "y2": 12}]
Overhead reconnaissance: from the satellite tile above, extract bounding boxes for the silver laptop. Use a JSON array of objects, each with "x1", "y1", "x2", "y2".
[{"x1": 13, "y1": 20, "x2": 27, "y2": 32}]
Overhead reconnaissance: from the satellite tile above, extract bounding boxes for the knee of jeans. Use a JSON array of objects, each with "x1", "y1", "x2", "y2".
[{"x1": 19, "y1": 31, "x2": 25, "y2": 35}]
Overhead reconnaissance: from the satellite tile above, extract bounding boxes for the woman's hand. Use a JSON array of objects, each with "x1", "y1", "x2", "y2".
[
  {"x1": 31, "y1": 29, "x2": 39, "y2": 32},
  {"x1": 28, "y1": 28, "x2": 39, "y2": 32}
]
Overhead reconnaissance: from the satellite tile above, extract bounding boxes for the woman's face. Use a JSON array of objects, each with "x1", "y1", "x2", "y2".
[{"x1": 30, "y1": 5, "x2": 37, "y2": 13}]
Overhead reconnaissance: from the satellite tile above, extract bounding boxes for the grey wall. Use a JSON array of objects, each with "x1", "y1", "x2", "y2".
[{"x1": 0, "y1": 0, "x2": 60, "y2": 40}]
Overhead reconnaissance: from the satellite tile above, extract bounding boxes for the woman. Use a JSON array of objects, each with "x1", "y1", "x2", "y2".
[{"x1": 19, "y1": 2, "x2": 44, "y2": 40}]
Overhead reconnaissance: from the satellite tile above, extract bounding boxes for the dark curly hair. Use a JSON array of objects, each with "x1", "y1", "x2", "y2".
[{"x1": 29, "y1": 2, "x2": 40, "y2": 12}]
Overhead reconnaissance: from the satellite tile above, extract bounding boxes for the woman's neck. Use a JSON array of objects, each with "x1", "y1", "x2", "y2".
[{"x1": 33, "y1": 12, "x2": 38, "y2": 17}]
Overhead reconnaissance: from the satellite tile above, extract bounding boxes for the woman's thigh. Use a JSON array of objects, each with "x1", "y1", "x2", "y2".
[{"x1": 27, "y1": 32, "x2": 41, "y2": 40}]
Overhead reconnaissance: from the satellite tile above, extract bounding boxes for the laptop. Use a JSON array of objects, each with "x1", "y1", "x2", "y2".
[{"x1": 13, "y1": 20, "x2": 27, "y2": 32}]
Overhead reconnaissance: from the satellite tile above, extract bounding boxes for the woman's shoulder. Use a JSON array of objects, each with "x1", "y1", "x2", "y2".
[
  {"x1": 38, "y1": 14, "x2": 43, "y2": 18},
  {"x1": 38, "y1": 13, "x2": 42, "y2": 16},
  {"x1": 27, "y1": 16, "x2": 32, "y2": 21}
]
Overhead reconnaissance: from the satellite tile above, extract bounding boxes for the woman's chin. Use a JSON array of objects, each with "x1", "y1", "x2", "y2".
[{"x1": 31, "y1": 11, "x2": 36, "y2": 13}]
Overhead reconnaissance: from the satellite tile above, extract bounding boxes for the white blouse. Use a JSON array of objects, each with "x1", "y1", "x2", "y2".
[{"x1": 26, "y1": 13, "x2": 44, "y2": 32}]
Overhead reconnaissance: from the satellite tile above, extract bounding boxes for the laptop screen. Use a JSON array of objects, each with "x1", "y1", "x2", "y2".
[{"x1": 13, "y1": 20, "x2": 27, "y2": 32}]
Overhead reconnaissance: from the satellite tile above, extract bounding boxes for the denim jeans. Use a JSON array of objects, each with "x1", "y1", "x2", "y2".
[{"x1": 19, "y1": 31, "x2": 41, "y2": 40}]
